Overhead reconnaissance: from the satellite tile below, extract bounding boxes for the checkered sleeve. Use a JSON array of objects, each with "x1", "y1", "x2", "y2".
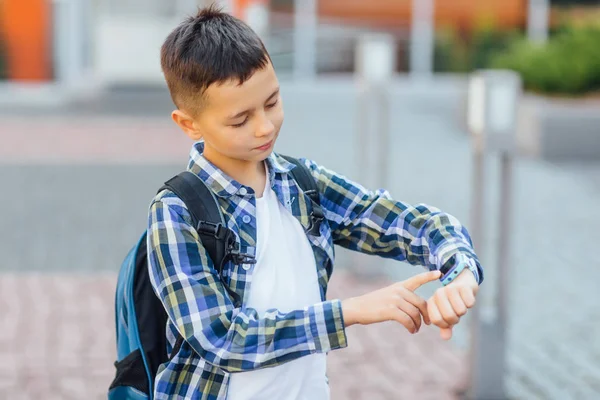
[
  {"x1": 302, "y1": 159, "x2": 483, "y2": 284},
  {"x1": 146, "y1": 191, "x2": 348, "y2": 373}
]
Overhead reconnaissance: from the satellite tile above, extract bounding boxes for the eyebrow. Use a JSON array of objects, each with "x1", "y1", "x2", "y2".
[{"x1": 227, "y1": 88, "x2": 280, "y2": 120}]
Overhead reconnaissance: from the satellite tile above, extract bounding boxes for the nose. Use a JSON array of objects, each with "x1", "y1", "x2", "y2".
[{"x1": 256, "y1": 113, "x2": 275, "y2": 138}]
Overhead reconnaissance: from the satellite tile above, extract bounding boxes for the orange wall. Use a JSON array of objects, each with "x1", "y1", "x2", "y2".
[
  {"x1": 0, "y1": 0, "x2": 51, "y2": 81},
  {"x1": 319, "y1": 0, "x2": 527, "y2": 30}
]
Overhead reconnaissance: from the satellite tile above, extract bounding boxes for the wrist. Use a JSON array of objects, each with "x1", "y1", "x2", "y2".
[
  {"x1": 341, "y1": 297, "x2": 361, "y2": 327},
  {"x1": 456, "y1": 268, "x2": 478, "y2": 285},
  {"x1": 440, "y1": 253, "x2": 480, "y2": 286},
  {"x1": 449, "y1": 268, "x2": 479, "y2": 292}
]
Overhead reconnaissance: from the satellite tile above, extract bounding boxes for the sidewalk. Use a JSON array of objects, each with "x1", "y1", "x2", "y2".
[{"x1": 0, "y1": 270, "x2": 465, "y2": 400}]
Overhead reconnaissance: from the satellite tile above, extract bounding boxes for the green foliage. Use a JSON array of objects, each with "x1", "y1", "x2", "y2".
[
  {"x1": 490, "y1": 24, "x2": 600, "y2": 94},
  {"x1": 434, "y1": 28, "x2": 470, "y2": 73},
  {"x1": 434, "y1": 25, "x2": 521, "y2": 74},
  {"x1": 434, "y1": 17, "x2": 600, "y2": 95}
]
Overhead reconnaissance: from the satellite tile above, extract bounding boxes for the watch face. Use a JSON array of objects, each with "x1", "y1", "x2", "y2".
[{"x1": 441, "y1": 261, "x2": 467, "y2": 286}]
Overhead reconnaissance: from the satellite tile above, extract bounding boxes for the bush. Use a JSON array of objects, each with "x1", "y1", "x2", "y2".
[
  {"x1": 434, "y1": 25, "x2": 520, "y2": 73},
  {"x1": 490, "y1": 23, "x2": 600, "y2": 95},
  {"x1": 434, "y1": 28, "x2": 470, "y2": 73},
  {"x1": 470, "y1": 27, "x2": 522, "y2": 70}
]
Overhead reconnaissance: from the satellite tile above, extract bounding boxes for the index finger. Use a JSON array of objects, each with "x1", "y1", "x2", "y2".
[{"x1": 402, "y1": 270, "x2": 441, "y2": 291}]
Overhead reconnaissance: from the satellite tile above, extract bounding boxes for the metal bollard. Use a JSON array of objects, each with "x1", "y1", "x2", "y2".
[
  {"x1": 466, "y1": 70, "x2": 522, "y2": 400},
  {"x1": 293, "y1": 0, "x2": 317, "y2": 80},
  {"x1": 354, "y1": 34, "x2": 396, "y2": 189},
  {"x1": 409, "y1": 0, "x2": 434, "y2": 77},
  {"x1": 52, "y1": 0, "x2": 85, "y2": 86},
  {"x1": 527, "y1": 0, "x2": 550, "y2": 44}
]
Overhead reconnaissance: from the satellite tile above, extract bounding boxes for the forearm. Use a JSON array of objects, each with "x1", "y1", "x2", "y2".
[
  {"x1": 190, "y1": 300, "x2": 347, "y2": 372},
  {"x1": 301, "y1": 158, "x2": 482, "y2": 280},
  {"x1": 149, "y1": 241, "x2": 347, "y2": 372},
  {"x1": 333, "y1": 196, "x2": 478, "y2": 270}
]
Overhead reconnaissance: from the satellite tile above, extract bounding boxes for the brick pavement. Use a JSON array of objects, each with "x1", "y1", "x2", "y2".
[
  {"x1": 0, "y1": 271, "x2": 466, "y2": 400},
  {"x1": 0, "y1": 117, "x2": 188, "y2": 165}
]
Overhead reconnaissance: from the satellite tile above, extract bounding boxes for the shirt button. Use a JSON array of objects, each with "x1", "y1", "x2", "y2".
[
  {"x1": 242, "y1": 215, "x2": 251, "y2": 224},
  {"x1": 239, "y1": 187, "x2": 248, "y2": 196},
  {"x1": 242, "y1": 263, "x2": 251, "y2": 271}
]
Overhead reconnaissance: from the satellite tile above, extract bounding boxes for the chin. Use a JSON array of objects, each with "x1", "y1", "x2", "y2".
[
  {"x1": 260, "y1": 151, "x2": 274, "y2": 161},
  {"x1": 253, "y1": 150, "x2": 274, "y2": 162},
  {"x1": 230, "y1": 152, "x2": 269, "y2": 163}
]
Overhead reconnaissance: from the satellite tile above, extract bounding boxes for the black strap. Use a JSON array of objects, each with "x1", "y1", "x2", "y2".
[
  {"x1": 281, "y1": 156, "x2": 319, "y2": 203},
  {"x1": 158, "y1": 172, "x2": 242, "y2": 307},
  {"x1": 159, "y1": 172, "x2": 232, "y2": 271},
  {"x1": 157, "y1": 172, "x2": 242, "y2": 360},
  {"x1": 161, "y1": 171, "x2": 223, "y2": 233},
  {"x1": 281, "y1": 155, "x2": 324, "y2": 236}
]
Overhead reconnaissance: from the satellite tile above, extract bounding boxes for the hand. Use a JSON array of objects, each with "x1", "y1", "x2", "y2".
[
  {"x1": 427, "y1": 268, "x2": 478, "y2": 340},
  {"x1": 342, "y1": 270, "x2": 441, "y2": 333}
]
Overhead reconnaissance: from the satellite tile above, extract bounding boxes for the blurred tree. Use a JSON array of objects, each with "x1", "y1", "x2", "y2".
[{"x1": 490, "y1": 23, "x2": 600, "y2": 95}]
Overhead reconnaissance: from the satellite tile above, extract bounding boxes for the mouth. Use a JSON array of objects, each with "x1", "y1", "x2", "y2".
[{"x1": 255, "y1": 140, "x2": 273, "y2": 151}]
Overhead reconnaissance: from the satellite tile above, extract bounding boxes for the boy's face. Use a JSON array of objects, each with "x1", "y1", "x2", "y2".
[{"x1": 173, "y1": 61, "x2": 283, "y2": 166}]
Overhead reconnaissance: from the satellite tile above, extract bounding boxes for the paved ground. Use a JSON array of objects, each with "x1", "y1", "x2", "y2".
[
  {"x1": 0, "y1": 271, "x2": 466, "y2": 400},
  {"x1": 1, "y1": 79, "x2": 600, "y2": 399}
]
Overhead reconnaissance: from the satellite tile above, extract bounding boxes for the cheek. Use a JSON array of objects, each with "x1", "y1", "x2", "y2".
[
  {"x1": 202, "y1": 123, "x2": 242, "y2": 152},
  {"x1": 228, "y1": 128, "x2": 255, "y2": 151},
  {"x1": 272, "y1": 107, "x2": 284, "y2": 131}
]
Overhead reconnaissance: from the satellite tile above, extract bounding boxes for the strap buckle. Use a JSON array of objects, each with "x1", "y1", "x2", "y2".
[
  {"x1": 224, "y1": 240, "x2": 257, "y2": 266},
  {"x1": 228, "y1": 249, "x2": 257, "y2": 266},
  {"x1": 304, "y1": 189, "x2": 320, "y2": 203},
  {"x1": 196, "y1": 221, "x2": 228, "y2": 240},
  {"x1": 307, "y1": 207, "x2": 324, "y2": 236}
]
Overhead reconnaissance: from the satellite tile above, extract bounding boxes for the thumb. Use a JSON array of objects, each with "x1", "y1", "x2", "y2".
[
  {"x1": 403, "y1": 270, "x2": 441, "y2": 291},
  {"x1": 440, "y1": 327, "x2": 453, "y2": 340}
]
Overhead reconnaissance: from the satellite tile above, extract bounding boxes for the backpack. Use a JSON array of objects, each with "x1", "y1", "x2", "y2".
[{"x1": 108, "y1": 156, "x2": 324, "y2": 400}]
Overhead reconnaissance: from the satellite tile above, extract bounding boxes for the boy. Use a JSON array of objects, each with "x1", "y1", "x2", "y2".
[{"x1": 147, "y1": 5, "x2": 483, "y2": 400}]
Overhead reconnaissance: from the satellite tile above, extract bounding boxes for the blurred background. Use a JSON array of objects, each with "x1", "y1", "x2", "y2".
[{"x1": 1, "y1": 0, "x2": 599, "y2": 399}]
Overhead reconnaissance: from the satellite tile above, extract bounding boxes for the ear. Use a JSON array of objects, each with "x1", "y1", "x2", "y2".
[{"x1": 171, "y1": 110, "x2": 203, "y2": 141}]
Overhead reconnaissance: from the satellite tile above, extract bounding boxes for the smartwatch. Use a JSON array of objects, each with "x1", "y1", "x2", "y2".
[{"x1": 440, "y1": 254, "x2": 479, "y2": 286}]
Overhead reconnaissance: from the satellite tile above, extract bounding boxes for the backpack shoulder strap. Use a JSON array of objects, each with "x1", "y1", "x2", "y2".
[
  {"x1": 280, "y1": 155, "x2": 324, "y2": 235},
  {"x1": 158, "y1": 171, "x2": 233, "y2": 274},
  {"x1": 280, "y1": 155, "x2": 320, "y2": 205},
  {"x1": 160, "y1": 171, "x2": 224, "y2": 230},
  {"x1": 156, "y1": 172, "x2": 242, "y2": 359}
]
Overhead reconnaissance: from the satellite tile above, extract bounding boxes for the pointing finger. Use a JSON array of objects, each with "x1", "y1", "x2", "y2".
[{"x1": 403, "y1": 270, "x2": 441, "y2": 291}]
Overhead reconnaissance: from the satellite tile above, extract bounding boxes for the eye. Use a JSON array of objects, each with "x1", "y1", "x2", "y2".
[
  {"x1": 265, "y1": 99, "x2": 278, "y2": 109},
  {"x1": 231, "y1": 118, "x2": 248, "y2": 128}
]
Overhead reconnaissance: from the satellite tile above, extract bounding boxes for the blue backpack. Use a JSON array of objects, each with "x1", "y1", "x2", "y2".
[{"x1": 108, "y1": 156, "x2": 323, "y2": 400}]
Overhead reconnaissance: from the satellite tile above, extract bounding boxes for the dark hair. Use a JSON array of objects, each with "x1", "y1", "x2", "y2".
[{"x1": 160, "y1": 4, "x2": 271, "y2": 114}]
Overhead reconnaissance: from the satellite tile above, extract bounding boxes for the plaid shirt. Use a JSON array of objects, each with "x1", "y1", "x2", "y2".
[{"x1": 147, "y1": 142, "x2": 483, "y2": 399}]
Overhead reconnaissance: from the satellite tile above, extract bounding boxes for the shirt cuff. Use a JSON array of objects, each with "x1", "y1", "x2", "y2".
[{"x1": 305, "y1": 299, "x2": 348, "y2": 353}]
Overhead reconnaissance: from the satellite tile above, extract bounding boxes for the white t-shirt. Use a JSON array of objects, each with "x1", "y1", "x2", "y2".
[{"x1": 227, "y1": 166, "x2": 329, "y2": 400}]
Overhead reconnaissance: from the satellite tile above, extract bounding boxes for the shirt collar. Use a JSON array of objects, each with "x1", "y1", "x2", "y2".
[{"x1": 186, "y1": 141, "x2": 295, "y2": 198}]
